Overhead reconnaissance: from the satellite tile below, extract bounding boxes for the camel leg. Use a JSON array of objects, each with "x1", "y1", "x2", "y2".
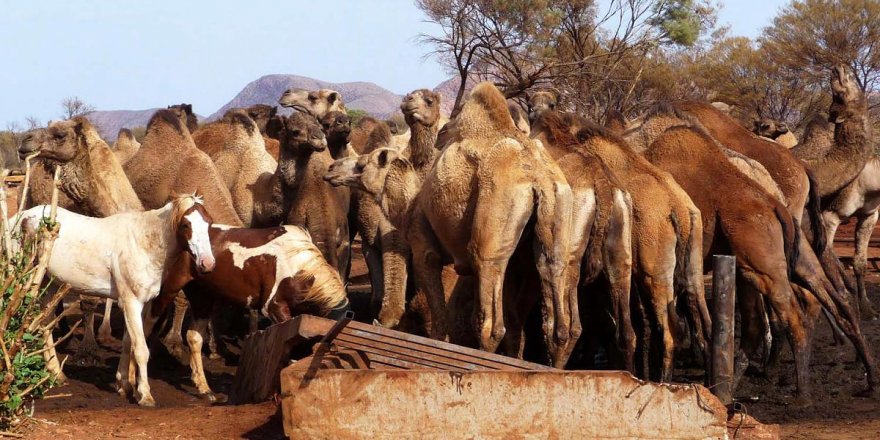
[
  {"x1": 740, "y1": 267, "x2": 812, "y2": 404},
  {"x1": 681, "y1": 210, "x2": 711, "y2": 368},
  {"x1": 819, "y1": 211, "x2": 857, "y2": 301},
  {"x1": 737, "y1": 279, "x2": 771, "y2": 366},
  {"x1": 643, "y1": 275, "x2": 677, "y2": 383},
  {"x1": 853, "y1": 211, "x2": 878, "y2": 320},
  {"x1": 377, "y1": 222, "x2": 410, "y2": 328},
  {"x1": 410, "y1": 214, "x2": 448, "y2": 342},
  {"x1": 97, "y1": 299, "x2": 116, "y2": 345},
  {"x1": 604, "y1": 191, "x2": 636, "y2": 373},
  {"x1": 362, "y1": 239, "x2": 385, "y2": 321},
  {"x1": 792, "y1": 244, "x2": 880, "y2": 395},
  {"x1": 162, "y1": 292, "x2": 188, "y2": 360},
  {"x1": 115, "y1": 330, "x2": 134, "y2": 399},
  {"x1": 73, "y1": 297, "x2": 101, "y2": 366}
]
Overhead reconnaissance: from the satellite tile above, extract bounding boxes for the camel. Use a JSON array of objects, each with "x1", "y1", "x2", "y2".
[
  {"x1": 329, "y1": 83, "x2": 578, "y2": 368},
  {"x1": 111, "y1": 128, "x2": 140, "y2": 166},
  {"x1": 278, "y1": 88, "x2": 346, "y2": 118},
  {"x1": 349, "y1": 116, "x2": 395, "y2": 154},
  {"x1": 531, "y1": 111, "x2": 708, "y2": 381},
  {"x1": 800, "y1": 65, "x2": 874, "y2": 197},
  {"x1": 167, "y1": 103, "x2": 199, "y2": 134},
  {"x1": 245, "y1": 104, "x2": 282, "y2": 160},
  {"x1": 526, "y1": 90, "x2": 559, "y2": 123},
  {"x1": 277, "y1": 112, "x2": 351, "y2": 281},
  {"x1": 319, "y1": 111, "x2": 357, "y2": 159},
  {"x1": 753, "y1": 118, "x2": 798, "y2": 148},
  {"x1": 17, "y1": 117, "x2": 145, "y2": 376},
  {"x1": 192, "y1": 110, "x2": 277, "y2": 227},
  {"x1": 638, "y1": 108, "x2": 879, "y2": 402},
  {"x1": 791, "y1": 115, "x2": 835, "y2": 161},
  {"x1": 529, "y1": 112, "x2": 637, "y2": 372},
  {"x1": 123, "y1": 109, "x2": 242, "y2": 226}
]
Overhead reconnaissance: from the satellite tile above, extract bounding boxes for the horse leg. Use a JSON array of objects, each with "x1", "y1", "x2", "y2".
[
  {"x1": 73, "y1": 296, "x2": 101, "y2": 366},
  {"x1": 853, "y1": 211, "x2": 878, "y2": 320},
  {"x1": 162, "y1": 291, "x2": 188, "y2": 361},
  {"x1": 187, "y1": 315, "x2": 216, "y2": 400},
  {"x1": 97, "y1": 298, "x2": 116, "y2": 345},
  {"x1": 118, "y1": 296, "x2": 154, "y2": 406}
]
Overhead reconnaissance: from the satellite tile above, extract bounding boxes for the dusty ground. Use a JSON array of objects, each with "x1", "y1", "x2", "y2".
[{"x1": 12, "y1": 240, "x2": 880, "y2": 439}]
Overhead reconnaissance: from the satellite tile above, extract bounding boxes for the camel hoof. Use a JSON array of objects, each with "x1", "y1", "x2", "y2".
[{"x1": 199, "y1": 392, "x2": 218, "y2": 402}]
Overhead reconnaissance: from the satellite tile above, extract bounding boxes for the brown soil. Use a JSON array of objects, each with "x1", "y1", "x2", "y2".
[{"x1": 13, "y1": 244, "x2": 880, "y2": 439}]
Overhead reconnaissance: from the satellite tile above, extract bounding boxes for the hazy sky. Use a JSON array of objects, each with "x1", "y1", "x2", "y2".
[{"x1": 0, "y1": 0, "x2": 788, "y2": 126}]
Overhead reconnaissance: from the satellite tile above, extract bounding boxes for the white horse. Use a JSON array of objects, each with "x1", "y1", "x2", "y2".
[{"x1": 17, "y1": 195, "x2": 215, "y2": 406}]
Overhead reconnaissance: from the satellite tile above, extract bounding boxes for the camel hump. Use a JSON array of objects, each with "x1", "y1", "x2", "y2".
[
  {"x1": 147, "y1": 109, "x2": 186, "y2": 136},
  {"x1": 457, "y1": 82, "x2": 517, "y2": 137},
  {"x1": 221, "y1": 109, "x2": 258, "y2": 136}
]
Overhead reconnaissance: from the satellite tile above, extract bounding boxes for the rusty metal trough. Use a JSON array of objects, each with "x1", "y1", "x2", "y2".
[{"x1": 231, "y1": 314, "x2": 777, "y2": 439}]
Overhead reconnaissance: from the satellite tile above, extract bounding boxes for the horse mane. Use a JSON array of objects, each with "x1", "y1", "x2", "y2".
[
  {"x1": 169, "y1": 193, "x2": 204, "y2": 236},
  {"x1": 285, "y1": 225, "x2": 347, "y2": 314}
]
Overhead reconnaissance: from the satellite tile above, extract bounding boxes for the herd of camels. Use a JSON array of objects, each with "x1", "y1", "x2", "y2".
[{"x1": 13, "y1": 62, "x2": 880, "y2": 406}]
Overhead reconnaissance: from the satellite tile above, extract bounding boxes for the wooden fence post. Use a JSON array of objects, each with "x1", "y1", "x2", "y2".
[{"x1": 710, "y1": 254, "x2": 736, "y2": 405}]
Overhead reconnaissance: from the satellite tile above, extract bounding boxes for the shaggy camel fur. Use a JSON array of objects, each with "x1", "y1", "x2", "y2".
[
  {"x1": 643, "y1": 120, "x2": 879, "y2": 401},
  {"x1": 330, "y1": 83, "x2": 578, "y2": 367},
  {"x1": 349, "y1": 116, "x2": 394, "y2": 154},
  {"x1": 192, "y1": 110, "x2": 277, "y2": 227},
  {"x1": 124, "y1": 109, "x2": 243, "y2": 227},
  {"x1": 800, "y1": 65, "x2": 874, "y2": 197},
  {"x1": 245, "y1": 104, "x2": 282, "y2": 160},
  {"x1": 792, "y1": 116, "x2": 835, "y2": 161},
  {"x1": 278, "y1": 113, "x2": 351, "y2": 281},
  {"x1": 278, "y1": 88, "x2": 346, "y2": 118},
  {"x1": 535, "y1": 111, "x2": 708, "y2": 381},
  {"x1": 167, "y1": 103, "x2": 199, "y2": 134},
  {"x1": 529, "y1": 112, "x2": 637, "y2": 372},
  {"x1": 112, "y1": 128, "x2": 140, "y2": 166}
]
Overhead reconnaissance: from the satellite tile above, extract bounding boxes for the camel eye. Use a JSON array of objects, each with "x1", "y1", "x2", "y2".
[
  {"x1": 426, "y1": 98, "x2": 434, "y2": 105},
  {"x1": 549, "y1": 103, "x2": 556, "y2": 109}
]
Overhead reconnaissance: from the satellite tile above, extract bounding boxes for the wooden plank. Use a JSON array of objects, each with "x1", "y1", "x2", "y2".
[{"x1": 710, "y1": 255, "x2": 736, "y2": 405}]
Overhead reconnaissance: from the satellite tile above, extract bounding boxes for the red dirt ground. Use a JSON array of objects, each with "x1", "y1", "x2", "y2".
[{"x1": 10, "y1": 234, "x2": 880, "y2": 439}]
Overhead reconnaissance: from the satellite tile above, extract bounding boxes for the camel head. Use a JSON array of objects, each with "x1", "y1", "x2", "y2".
[
  {"x1": 29, "y1": 117, "x2": 94, "y2": 163},
  {"x1": 752, "y1": 118, "x2": 789, "y2": 138},
  {"x1": 320, "y1": 111, "x2": 352, "y2": 145},
  {"x1": 324, "y1": 148, "x2": 407, "y2": 199},
  {"x1": 281, "y1": 112, "x2": 327, "y2": 154},
  {"x1": 18, "y1": 127, "x2": 49, "y2": 159},
  {"x1": 527, "y1": 90, "x2": 559, "y2": 123},
  {"x1": 401, "y1": 89, "x2": 441, "y2": 128},
  {"x1": 245, "y1": 104, "x2": 278, "y2": 135},
  {"x1": 167, "y1": 103, "x2": 199, "y2": 133},
  {"x1": 384, "y1": 117, "x2": 407, "y2": 135},
  {"x1": 829, "y1": 63, "x2": 866, "y2": 123},
  {"x1": 278, "y1": 88, "x2": 346, "y2": 118}
]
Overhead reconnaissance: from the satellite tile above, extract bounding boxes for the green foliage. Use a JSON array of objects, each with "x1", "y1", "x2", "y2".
[
  {"x1": 346, "y1": 109, "x2": 369, "y2": 126},
  {"x1": 650, "y1": 0, "x2": 707, "y2": 47},
  {"x1": 0, "y1": 213, "x2": 63, "y2": 428}
]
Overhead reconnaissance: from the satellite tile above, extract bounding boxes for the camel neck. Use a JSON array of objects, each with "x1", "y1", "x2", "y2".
[
  {"x1": 382, "y1": 161, "x2": 420, "y2": 231},
  {"x1": 408, "y1": 122, "x2": 438, "y2": 169},
  {"x1": 835, "y1": 114, "x2": 872, "y2": 156}
]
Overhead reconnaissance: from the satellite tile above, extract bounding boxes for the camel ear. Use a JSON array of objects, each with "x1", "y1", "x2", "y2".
[
  {"x1": 377, "y1": 149, "x2": 393, "y2": 168},
  {"x1": 328, "y1": 92, "x2": 340, "y2": 105},
  {"x1": 269, "y1": 106, "x2": 277, "y2": 118}
]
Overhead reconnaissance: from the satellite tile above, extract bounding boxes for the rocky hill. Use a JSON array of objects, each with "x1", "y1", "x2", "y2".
[{"x1": 87, "y1": 74, "x2": 461, "y2": 141}]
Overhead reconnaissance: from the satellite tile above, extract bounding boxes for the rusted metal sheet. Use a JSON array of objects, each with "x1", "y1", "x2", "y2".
[
  {"x1": 230, "y1": 314, "x2": 552, "y2": 404},
  {"x1": 280, "y1": 368, "x2": 732, "y2": 439}
]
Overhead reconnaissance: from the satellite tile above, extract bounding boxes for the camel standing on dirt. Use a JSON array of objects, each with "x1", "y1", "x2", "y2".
[
  {"x1": 329, "y1": 83, "x2": 578, "y2": 368},
  {"x1": 192, "y1": 110, "x2": 278, "y2": 227},
  {"x1": 527, "y1": 109, "x2": 707, "y2": 381},
  {"x1": 529, "y1": 112, "x2": 637, "y2": 372}
]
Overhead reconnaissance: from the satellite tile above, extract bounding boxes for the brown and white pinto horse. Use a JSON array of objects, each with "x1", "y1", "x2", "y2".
[
  {"x1": 17, "y1": 195, "x2": 215, "y2": 406},
  {"x1": 157, "y1": 224, "x2": 349, "y2": 400}
]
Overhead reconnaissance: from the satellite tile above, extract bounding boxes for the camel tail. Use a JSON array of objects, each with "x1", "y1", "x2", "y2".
[
  {"x1": 805, "y1": 168, "x2": 827, "y2": 253},
  {"x1": 774, "y1": 205, "x2": 800, "y2": 279}
]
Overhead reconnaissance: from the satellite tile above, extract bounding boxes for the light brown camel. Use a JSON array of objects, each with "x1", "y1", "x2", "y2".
[
  {"x1": 167, "y1": 103, "x2": 199, "y2": 134},
  {"x1": 800, "y1": 65, "x2": 874, "y2": 197},
  {"x1": 641, "y1": 117, "x2": 879, "y2": 402},
  {"x1": 111, "y1": 128, "x2": 140, "y2": 166},
  {"x1": 328, "y1": 83, "x2": 578, "y2": 368},
  {"x1": 278, "y1": 88, "x2": 346, "y2": 118},
  {"x1": 526, "y1": 90, "x2": 559, "y2": 123},
  {"x1": 18, "y1": 117, "x2": 144, "y2": 372},
  {"x1": 192, "y1": 110, "x2": 277, "y2": 227},
  {"x1": 349, "y1": 116, "x2": 394, "y2": 154},
  {"x1": 532, "y1": 111, "x2": 709, "y2": 381},
  {"x1": 791, "y1": 115, "x2": 835, "y2": 161},
  {"x1": 278, "y1": 112, "x2": 351, "y2": 281},
  {"x1": 245, "y1": 104, "x2": 282, "y2": 160},
  {"x1": 529, "y1": 112, "x2": 637, "y2": 372}
]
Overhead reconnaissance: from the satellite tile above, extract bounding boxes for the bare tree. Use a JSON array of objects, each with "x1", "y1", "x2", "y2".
[
  {"x1": 60, "y1": 96, "x2": 95, "y2": 119},
  {"x1": 24, "y1": 116, "x2": 41, "y2": 130}
]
